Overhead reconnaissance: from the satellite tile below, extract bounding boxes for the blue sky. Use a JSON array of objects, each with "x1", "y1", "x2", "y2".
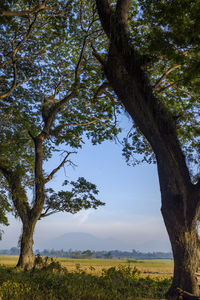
[{"x1": 0, "y1": 114, "x2": 171, "y2": 252}]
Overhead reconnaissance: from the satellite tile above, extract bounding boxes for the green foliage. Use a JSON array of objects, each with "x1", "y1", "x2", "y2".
[
  {"x1": 0, "y1": 191, "x2": 11, "y2": 239},
  {"x1": 43, "y1": 177, "x2": 104, "y2": 217},
  {"x1": 99, "y1": 0, "x2": 200, "y2": 179},
  {"x1": 0, "y1": 264, "x2": 171, "y2": 299},
  {"x1": 122, "y1": 125, "x2": 156, "y2": 166},
  {"x1": 0, "y1": 0, "x2": 120, "y2": 231}
]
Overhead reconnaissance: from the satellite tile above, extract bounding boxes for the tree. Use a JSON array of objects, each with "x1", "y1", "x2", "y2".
[
  {"x1": 82, "y1": 249, "x2": 93, "y2": 258},
  {"x1": 0, "y1": 0, "x2": 120, "y2": 270},
  {"x1": 95, "y1": 0, "x2": 200, "y2": 297}
]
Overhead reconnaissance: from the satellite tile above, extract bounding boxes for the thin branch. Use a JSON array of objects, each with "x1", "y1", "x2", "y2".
[
  {"x1": 72, "y1": 134, "x2": 85, "y2": 144},
  {"x1": 163, "y1": 80, "x2": 198, "y2": 102},
  {"x1": 154, "y1": 65, "x2": 181, "y2": 90},
  {"x1": 40, "y1": 209, "x2": 57, "y2": 218},
  {"x1": 53, "y1": 79, "x2": 63, "y2": 98},
  {"x1": 0, "y1": 71, "x2": 37, "y2": 100},
  {"x1": 0, "y1": 61, "x2": 17, "y2": 100},
  {"x1": 50, "y1": 120, "x2": 97, "y2": 137},
  {"x1": 28, "y1": 130, "x2": 36, "y2": 141},
  {"x1": 93, "y1": 81, "x2": 109, "y2": 99},
  {"x1": 0, "y1": 17, "x2": 37, "y2": 100},
  {"x1": 75, "y1": 36, "x2": 87, "y2": 84},
  {"x1": 41, "y1": 92, "x2": 74, "y2": 137},
  {"x1": 13, "y1": 16, "x2": 37, "y2": 56},
  {"x1": 104, "y1": 90, "x2": 118, "y2": 126},
  {"x1": 156, "y1": 80, "x2": 183, "y2": 94},
  {"x1": 45, "y1": 152, "x2": 76, "y2": 183},
  {"x1": 176, "y1": 287, "x2": 200, "y2": 300},
  {"x1": 0, "y1": 57, "x2": 29, "y2": 69},
  {"x1": 91, "y1": 44, "x2": 106, "y2": 66},
  {"x1": 15, "y1": 73, "x2": 37, "y2": 89},
  {"x1": 0, "y1": 0, "x2": 57, "y2": 17}
]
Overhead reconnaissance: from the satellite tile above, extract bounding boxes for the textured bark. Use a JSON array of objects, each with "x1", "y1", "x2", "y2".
[
  {"x1": 95, "y1": 0, "x2": 200, "y2": 297},
  {"x1": 17, "y1": 222, "x2": 35, "y2": 269},
  {"x1": 162, "y1": 200, "x2": 200, "y2": 297}
]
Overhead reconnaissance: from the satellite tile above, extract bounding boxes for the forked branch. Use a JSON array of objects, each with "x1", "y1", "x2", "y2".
[
  {"x1": 154, "y1": 65, "x2": 181, "y2": 91},
  {"x1": 45, "y1": 152, "x2": 76, "y2": 183}
]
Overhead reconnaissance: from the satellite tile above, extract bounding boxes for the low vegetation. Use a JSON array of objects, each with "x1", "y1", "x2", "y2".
[{"x1": 0, "y1": 256, "x2": 172, "y2": 299}]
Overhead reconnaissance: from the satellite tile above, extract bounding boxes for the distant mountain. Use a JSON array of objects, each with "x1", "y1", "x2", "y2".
[{"x1": 38, "y1": 232, "x2": 132, "y2": 251}]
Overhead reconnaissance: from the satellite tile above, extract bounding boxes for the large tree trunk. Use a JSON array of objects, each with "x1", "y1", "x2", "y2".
[
  {"x1": 95, "y1": 1, "x2": 200, "y2": 296},
  {"x1": 162, "y1": 199, "x2": 200, "y2": 297},
  {"x1": 17, "y1": 221, "x2": 36, "y2": 270}
]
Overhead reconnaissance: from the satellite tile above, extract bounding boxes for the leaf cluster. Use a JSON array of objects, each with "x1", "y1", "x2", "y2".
[
  {"x1": 42, "y1": 177, "x2": 105, "y2": 217},
  {"x1": 111, "y1": 0, "x2": 200, "y2": 179}
]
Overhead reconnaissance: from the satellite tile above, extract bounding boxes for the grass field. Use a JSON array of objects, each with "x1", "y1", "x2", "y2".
[
  {"x1": 0, "y1": 256, "x2": 172, "y2": 299},
  {"x1": 0, "y1": 255, "x2": 173, "y2": 279}
]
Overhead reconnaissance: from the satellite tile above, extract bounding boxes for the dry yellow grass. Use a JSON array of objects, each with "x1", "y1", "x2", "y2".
[
  {"x1": 57, "y1": 258, "x2": 173, "y2": 279},
  {"x1": 0, "y1": 255, "x2": 18, "y2": 266},
  {"x1": 0, "y1": 255, "x2": 173, "y2": 279}
]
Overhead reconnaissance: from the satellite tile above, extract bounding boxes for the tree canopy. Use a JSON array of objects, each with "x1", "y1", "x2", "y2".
[
  {"x1": 116, "y1": 0, "x2": 200, "y2": 180},
  {"x1": 0, "y1": 0, "x2": 120, "y2": 221},
  {"x1": 0, "y1": 0, "x2": 122, "y2": 268}
]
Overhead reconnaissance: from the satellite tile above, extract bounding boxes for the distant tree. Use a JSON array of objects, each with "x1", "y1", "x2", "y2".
[
  {"x1": 9, "y1": 247, "x2": 20, "y2": 255},
  {"x1": 95, "y1": 0, "x2": 200, "y2": 297},
  {"x1": 82, "y1": 249, "x2": 93, "y2": 258},
  {"x1": 0, "y1": 0, "x2": 120, "y2": 270},
  {"x1": 105, "y1": 251, "x2": 112, "y2": 259},
  {"x1": 72, "y1": 251, "x2": 82, "y2": 259}
]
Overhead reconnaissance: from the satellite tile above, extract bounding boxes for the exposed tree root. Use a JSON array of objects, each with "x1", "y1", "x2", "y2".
[{"x1": 174, "y1": 288, "x2": 200, "y2": 300}]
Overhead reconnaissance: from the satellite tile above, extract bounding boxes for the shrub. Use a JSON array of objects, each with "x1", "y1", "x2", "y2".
[{"x1": 0, "y1": 264, "x2": 171, "y2": 299}]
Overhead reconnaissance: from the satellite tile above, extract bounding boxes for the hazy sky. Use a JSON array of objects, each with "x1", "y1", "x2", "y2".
[{"x1": 0, "y1": 114, "x2": 171, "y2": 252}]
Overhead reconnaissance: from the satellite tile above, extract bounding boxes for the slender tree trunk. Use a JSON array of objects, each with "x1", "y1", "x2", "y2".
[
  {"x1": 16, "y1": 136, "x2": 45, "y2": 270},
  {"x1": 17, "y1": 220, "x2": 36, "y2": 269}
]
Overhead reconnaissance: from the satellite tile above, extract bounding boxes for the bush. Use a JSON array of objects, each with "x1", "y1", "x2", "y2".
[{"x1": 0, "y1": 263, "x2": 171, "y2": 299}]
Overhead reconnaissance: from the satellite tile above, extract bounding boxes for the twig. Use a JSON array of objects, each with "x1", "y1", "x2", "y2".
[
  {"x1": 45, "y1": 152, "x2": 76, "y2": 183},
  {"x1": 154, "y1": 65, "x2": 181, "y2": 90}
]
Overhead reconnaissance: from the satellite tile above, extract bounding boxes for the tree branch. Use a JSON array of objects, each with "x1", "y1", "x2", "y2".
[
  {"x1": 41, "y1": 92, "x2": 74, "y2": 138},
  {"x1": 0, "y1": 0, "x2": 57, "y2": 17},
  {"x1": 74, "y1": 36, "x2": 87, "y2": 85},
  {"x1": 45, "y1": 152, "x2": 76, "y2": 183},
  {"x1": 176, "y1": 287, "x2": 200, "y2": 299},
  {"x1": 91, "y1": 44, "x2": 106, "y2": 66},
  {"x1": 0, "y1": 61, "x2": 17, "y2": 100},
  {"x1": 156, "y1": 79, "x2": 183, "y2": 94},
  {"x1": 115, "y1": 0, "x2": 131, "y2": 34},
  {"x1": 95, "y1": 0, "x2": 113, "y2": 37},
  {"x1": 0, "y1": 162, "x2": 31, "y2": 222},
  {"x1": 0, "y1": 57, "x2": 29, "y2": 69},
  {"x1": 40, "y1": 209, "x2": 57, "y2": 219},
  {"x1": 13, "y1": 16, "x2": 37, "y2": 56},
  {"x1": 0, "y1": 17, "x2": 37, "y2": 100},
  {"x1": 93, "y1": 81, "x2": 109, "y2": 99},
  {"x1": 154, "y1": 65, "x2": 181, "y2": 90}
]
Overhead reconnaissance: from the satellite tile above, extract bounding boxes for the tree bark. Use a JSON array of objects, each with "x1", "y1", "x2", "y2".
[
  {"x1": 95, "y1": 0, "x2": 200, "y2": 297},
  {"x1": 17, "y1": 221, "x2": 36, "y2": 270},
  {"x1": 162, "y1": 198, "x2": 200, "y2": 297}
]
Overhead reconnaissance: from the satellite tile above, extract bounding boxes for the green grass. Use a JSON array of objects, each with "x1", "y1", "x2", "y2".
[{"x1": 0, "y1": 258, "x2": 171, "y2": 300}]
